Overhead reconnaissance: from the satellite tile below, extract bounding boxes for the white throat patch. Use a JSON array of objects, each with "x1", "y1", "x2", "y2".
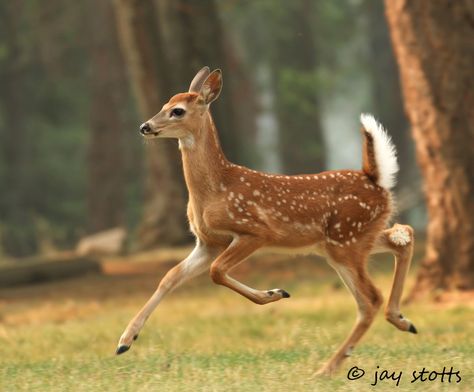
[{"x1": 179, "y1": 134, "x2": 195, "y2": 149}]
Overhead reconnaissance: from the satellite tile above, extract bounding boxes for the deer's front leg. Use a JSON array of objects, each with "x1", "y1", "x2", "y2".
[
  {"x1": 116, "y1": 241, "x2": 220, "y2": 354},
  {"x1": 210, "y1": 235, "x2": 290, "y2": 304}
]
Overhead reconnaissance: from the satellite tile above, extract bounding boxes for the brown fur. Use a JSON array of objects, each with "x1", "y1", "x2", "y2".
[
  {"x1": 117, "y1": 69, "x2": 416, "y2": 377},
  {"x1": 362, "y1": 129, "x2": 379, "y2": 184}
]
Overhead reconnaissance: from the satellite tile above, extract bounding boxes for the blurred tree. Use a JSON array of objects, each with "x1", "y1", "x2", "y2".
[
  {"x1": 0, "y1": 1, "x2": 37, "y2": 256},
  {"x1": 86, "y1": 0, "x2": 127, "y2": 234},
  {"x1": 113, "y1": 0, "x2": 190, "y2": 248},
  {"x1": 156, "y1": 0, "x2": 257, "y2": 165},
  {"x1": 386, "y1": 0, "x2": 474, "y2": 295},
  {"x1": 222, "y1": 0, "x2": 327, "y2": 174},
  {"x1": 364, "y1": 0, "x2": 411, "y2": 188},
  {"x1": 272, "y1": 0, "x2": 324, "y2": 174}
]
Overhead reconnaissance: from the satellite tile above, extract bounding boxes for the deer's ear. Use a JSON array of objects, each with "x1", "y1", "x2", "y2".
[
  {"x1": 200, "y1": 69, "x2": 222, "y2": 105},
  {"x1": 189, "y1": 66, "x2": 210, "y2": 93}
]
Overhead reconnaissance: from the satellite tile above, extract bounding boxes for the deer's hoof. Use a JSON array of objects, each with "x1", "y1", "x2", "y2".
[
  {"x1": 116, "y1": 345, "x2": 130, "y2": 355},
  {"x1": 408, "y1": 323, "x2": 418, "y2": 334},
  {"x1": 267, "y1": 289, "x2": 291, "y2": 298}
]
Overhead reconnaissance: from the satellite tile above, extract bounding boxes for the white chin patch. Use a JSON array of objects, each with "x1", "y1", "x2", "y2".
[
  {"x1": 143, "y1": 133, "x2": 160, "y2": 139},
  {"x1": 389, "y1": 227, "x2": 411, "y2": 246}
]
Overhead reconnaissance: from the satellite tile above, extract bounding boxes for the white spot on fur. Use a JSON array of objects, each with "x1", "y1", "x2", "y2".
[{"x1": 253, "y1": 190, "x2": 260, "y2": 196}]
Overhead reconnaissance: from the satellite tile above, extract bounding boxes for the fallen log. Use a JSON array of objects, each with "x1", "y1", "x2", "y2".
[{"x1": 0, "y1": 254, "x2": 101, "y2": 287}]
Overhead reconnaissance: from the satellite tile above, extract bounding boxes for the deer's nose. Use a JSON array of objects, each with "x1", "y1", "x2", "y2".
[{"x1": 139, "y1": 122, "x2": 152, "y2": 135}]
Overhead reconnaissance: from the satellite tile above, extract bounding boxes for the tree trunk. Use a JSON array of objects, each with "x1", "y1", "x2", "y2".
[
  {"x1": 86, "y1": 0, "x2": 126, "y2": 234},
  {"x1": 0, "y1": 1, "x2": 37, "y2": 256},
  {"x1": 156, "y1": 0, "x2": 256, "y2": 165},
  {"x1": 113, "y1": 0, "x2": 190, "y2": 248},
  {"x1": 385, "y1": 0, "x2": 474, "y2": 295}
]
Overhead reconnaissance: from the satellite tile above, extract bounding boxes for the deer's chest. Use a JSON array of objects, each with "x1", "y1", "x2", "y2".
[{"x1": 187, "y1": 200, "x2": 232, "y2": 247}]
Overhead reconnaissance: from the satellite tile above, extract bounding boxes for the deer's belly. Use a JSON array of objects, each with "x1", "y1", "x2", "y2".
[{"x1": 259, "y1": 242, "x2": 327, "y2": 258}]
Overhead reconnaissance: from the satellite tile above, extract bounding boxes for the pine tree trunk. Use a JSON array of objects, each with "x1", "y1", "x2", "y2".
[
  {"x1": 385, "y1": 0, "x2": 474, "y2": 295},
  {"x1": 156, "y1": 0, "x2": 256, "y2": 165},
  {"x1": 0, "y1": 1, "x2": 37, "y2": 256},
  {"x1": 86, "y1": 0, "x2": 126, "y2": 234},
  {"x1": 113, "y1": 0, "x2": 190, "y2": 248}
]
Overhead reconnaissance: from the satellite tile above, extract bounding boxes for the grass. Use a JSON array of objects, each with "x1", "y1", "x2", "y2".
[{"x1": 0, "y1": 251, "x2": 473, "y2": 391}]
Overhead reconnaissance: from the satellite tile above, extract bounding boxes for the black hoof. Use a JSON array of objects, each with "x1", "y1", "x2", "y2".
[
  {"x1": 278, "y1": 289, "x2": 290, "y2": 298},
  {"x1": 116, "y1": 345, "x2": 130, "y2": 355},
  {"x1": 408, "y1": 324, "x2": 418, "y2": 334}
]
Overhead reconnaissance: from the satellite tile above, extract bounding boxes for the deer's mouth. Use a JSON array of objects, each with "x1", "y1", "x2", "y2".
[{"x1": 141, "y1": 130, "x2": 162, "y2": 138}]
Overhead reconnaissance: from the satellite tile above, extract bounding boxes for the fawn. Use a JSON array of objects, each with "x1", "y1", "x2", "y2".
[{"x1": 116, "y1": 67, "x2": 416, "y2": 375}]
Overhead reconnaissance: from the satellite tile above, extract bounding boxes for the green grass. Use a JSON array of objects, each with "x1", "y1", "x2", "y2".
[{"x1": 0, "y1": 255, "x2": 473, "y2": 391}]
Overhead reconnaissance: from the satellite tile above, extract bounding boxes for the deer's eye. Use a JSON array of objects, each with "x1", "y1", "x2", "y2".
[{"x1": 171, "y1": 108, "x2": 185, "y2": 117}]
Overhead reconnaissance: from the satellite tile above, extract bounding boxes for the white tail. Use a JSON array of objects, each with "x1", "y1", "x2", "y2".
[
  {"x1": 117, "y1": 68, "x2": 416, "y2": 376},
  {"x1": 360, "y1": 113, "x2": 399, "y2": 190}
]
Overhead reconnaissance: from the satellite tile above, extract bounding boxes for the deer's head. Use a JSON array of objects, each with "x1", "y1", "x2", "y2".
[{"x1": 139, "y1": 67, "x2": 222, "y2": 147}]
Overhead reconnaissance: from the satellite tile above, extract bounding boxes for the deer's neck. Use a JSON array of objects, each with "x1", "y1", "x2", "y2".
[{"x1": 180, "y1": 113, "x2": 228, "y2": 202}]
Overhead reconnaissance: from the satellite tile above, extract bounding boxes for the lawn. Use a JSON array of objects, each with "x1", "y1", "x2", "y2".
[{"x1": 0, "y1": 248, "x2": 472, "y2": 391}]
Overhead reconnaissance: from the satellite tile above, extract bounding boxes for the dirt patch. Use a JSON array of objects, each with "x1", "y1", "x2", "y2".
[{"x1": 433, "y1": 289, "x2": 474, "y2": 308}]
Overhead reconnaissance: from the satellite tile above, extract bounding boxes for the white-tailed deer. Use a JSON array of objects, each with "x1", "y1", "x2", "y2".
[{"x1": 116, "y1": 67, "x2": 416, "y2": 375}]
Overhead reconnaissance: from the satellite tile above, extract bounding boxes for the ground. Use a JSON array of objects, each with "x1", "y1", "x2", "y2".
[{"x1": 0, "y1": 245, "x2": 473, "y2": 391}]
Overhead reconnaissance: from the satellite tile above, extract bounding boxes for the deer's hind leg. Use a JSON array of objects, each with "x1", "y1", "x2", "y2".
[
  {"x1": 316, "y1": 250, "x2": 383, "y2": 376},
  {"x1": 372, "y1": 223, "x2": 417, "y2": 334}
]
